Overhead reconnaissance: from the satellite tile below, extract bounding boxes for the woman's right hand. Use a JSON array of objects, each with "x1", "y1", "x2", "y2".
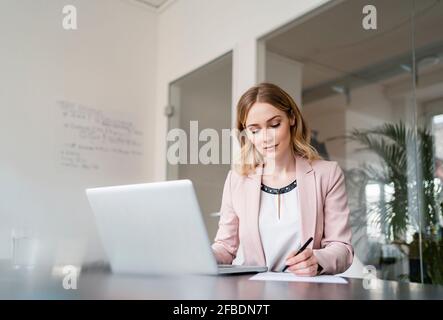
[{"x1": 284, "y1": 248, "x2": 319, "y2": 276}]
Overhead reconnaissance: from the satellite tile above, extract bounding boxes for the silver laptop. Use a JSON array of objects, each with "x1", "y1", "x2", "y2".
[{"x1": 85, "y1": 179, "x2": 267, "y2": 275}]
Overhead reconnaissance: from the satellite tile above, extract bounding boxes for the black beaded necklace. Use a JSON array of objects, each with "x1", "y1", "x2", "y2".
[{"x1": 261, "y1": 179, "x2": 297, "y2": 219}]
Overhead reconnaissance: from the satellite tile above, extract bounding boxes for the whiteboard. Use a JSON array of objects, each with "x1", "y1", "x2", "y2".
[{"x1": 56, "y1": 100, "x2": 144, "y2": 172}]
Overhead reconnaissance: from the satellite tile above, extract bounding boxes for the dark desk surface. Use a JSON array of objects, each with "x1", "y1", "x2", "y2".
[{"x1": 1, "y1": 262, "x2": 443, "y2": 300}]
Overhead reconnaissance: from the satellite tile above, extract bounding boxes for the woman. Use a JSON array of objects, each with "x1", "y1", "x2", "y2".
[{"x1": 211, "y1": 83, "x2": 353, "y2": 276}]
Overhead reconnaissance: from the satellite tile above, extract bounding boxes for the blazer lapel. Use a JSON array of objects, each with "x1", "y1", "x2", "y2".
[
  {"x1": 295, "y1": 155, "x2": 317, "y2": 248},
  {"x1": 245, "y1": 165, "x2": 266, "y2": 266}
]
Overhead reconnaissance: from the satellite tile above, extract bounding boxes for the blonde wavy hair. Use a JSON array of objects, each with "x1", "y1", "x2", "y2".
[{"x1": 234, "y1": 82, "x2": 321, "y2": 176}]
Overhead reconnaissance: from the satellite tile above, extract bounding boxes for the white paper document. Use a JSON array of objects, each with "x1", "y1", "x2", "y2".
[{"x1": 249, "y1": 272, "x2": 348, "y2": 284}]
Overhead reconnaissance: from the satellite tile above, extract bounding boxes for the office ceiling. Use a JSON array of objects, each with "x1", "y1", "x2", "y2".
[{"x1": 265, "y1": 0, "x2": 443, "y2": 95}]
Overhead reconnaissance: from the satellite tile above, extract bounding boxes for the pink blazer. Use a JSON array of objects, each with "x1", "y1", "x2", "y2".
[{"x1": 211, "y1": 155, "x2": 354, "y2": 275}]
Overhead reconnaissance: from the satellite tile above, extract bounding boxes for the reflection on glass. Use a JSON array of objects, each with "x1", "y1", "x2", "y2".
[{"x1": 264, "y1": 0, "x2": 443, "y2": 283}]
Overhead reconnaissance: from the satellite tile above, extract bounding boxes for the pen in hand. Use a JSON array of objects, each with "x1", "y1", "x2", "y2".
[{"x1": 281, "y1": 237, "x2": 314, "y2": 272}]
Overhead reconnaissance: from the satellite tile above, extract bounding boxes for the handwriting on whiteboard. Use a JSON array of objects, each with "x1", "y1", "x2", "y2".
[{"x1": 56, "y1": 100, "x2": 143, "y2": 171}]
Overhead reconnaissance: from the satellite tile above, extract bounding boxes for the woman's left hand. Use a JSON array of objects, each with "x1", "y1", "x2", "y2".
[{"x1": 284, "y1": 248, "x2": 319, "y2": 276}]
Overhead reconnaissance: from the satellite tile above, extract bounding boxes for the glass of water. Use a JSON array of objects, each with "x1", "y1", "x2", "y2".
[{"x1": 11, "y1": 229, "x2": 38, "y2": 270}]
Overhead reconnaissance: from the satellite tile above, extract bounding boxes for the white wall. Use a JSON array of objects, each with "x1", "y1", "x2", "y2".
[
  {"x1": 154, "y1": 0, "x2": 331, "y2": 180},
  {"x1": 265, "y1": 51, "x2": 304, "y2": 107},
  {"x1": 0, "y1": 0, "x2": 157, "y2": 264}
]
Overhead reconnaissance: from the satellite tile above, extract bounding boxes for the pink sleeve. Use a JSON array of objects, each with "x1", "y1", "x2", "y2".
[
  {"x1": 211, "y1": 170, "x2": 240, "y2": 264},
  {"x1": 313, "y1": 162, "x2": 354, "y2": 274}
]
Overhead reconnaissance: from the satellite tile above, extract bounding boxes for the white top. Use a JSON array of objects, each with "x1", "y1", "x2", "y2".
[{"x1": 258, "y1": 179, "x2": 301, "y2": 272}]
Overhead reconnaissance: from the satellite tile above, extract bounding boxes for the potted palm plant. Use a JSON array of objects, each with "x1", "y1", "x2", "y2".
[{"x1": 344, "y1": 122, "x2": 443, "y2": 284}]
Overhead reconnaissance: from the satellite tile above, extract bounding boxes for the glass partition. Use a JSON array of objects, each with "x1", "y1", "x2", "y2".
[{"x1": 262, "y1": 0, "x2": 443, "y2": 283}]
